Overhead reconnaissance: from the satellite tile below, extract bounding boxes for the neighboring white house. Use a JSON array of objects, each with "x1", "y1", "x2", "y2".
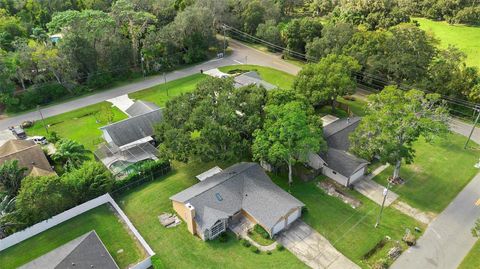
[{"x1": 308, "y1": 117, "x2": 368, "y2": 187}]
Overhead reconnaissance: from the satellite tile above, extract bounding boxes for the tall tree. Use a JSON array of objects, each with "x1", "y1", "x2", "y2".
[
  {"x1": 111, "y1": 0, "x2": 156, "y2": 67},
  {"x1": 293, "y1": 53, "x2": 361, "y2": 109},
  {"x1": 61, "y1": 161, "x2": 113, "y2": 204},
  {"x1": 252, "y1": 101, "x2": 325, "y2": 186},
  {"x1": 52, "y1": 139, "x2": 90, "y2": 171},
  {"x1": 15, "y1": 175, "x2": 72, "y2": 225},
  {"x1": 0, "y1": 160, "x2": 27, "y2": 197},
  {"x1": 156, "y1": 77, "x2": 267, "y2": 162},
  {"x1": 350, "y1": 86, "x2": 449, "y2": 180}
]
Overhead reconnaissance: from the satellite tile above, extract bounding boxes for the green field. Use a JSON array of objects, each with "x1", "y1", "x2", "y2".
[
  {"x1": 459, "y1": 239, "x2": 480, "y2": 269},
  {"x1": 270, "y1": 175, "x2": 423, "y2": 268},
  {"x1": 416, "y1": 17, "x2": 480, "y2": 68},
  {"x1": 26, "y1": 102, "x2": 127, "y2": 153},
  {"x1": 0, "y1": 205, "x2": 145, "y2": 269},
  {"x1": 129, "y1": 73, "x2": 208, "y2": 106},
  {"x1": 118, "y1": 161, "x2": 307, "y2": 269},
  {"x1": 373, "y1": 133, "x2": 479, "y2": 213}
]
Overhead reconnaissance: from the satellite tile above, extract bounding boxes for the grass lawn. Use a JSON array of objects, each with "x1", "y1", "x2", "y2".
[
  {"x1": 459, "y1": 239, "x2": 480, "y2": 269},
  {"x1": 248, "y1": 225, "x2": 276, "y2": 246},
  {"x1": 270, "y1": 175, "x2": 424, "y2": 268},
  {"x1": 373, "y1": 133, "x2": 480, "y2": 213},
  {"x1": 129, "y1": 73, "x2": 208, "y2": 106},
  {"x1": 415, "y1": 17, "x2": 480, "y2": 68},
  {"x1": 0, "y1": 205, "x2": 146, "y2": 269},
  {"x1": 25, "y1": 102, "x2": 127, "y2": 153},
  {"x1": 219, "y1": 65, "x2": 295, "y2": 89},
  {"x1": 117, "y1": 161, "x2": 307, "y2": 269}
]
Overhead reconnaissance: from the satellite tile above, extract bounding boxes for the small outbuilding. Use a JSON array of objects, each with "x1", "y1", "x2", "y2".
[
  {"x1": 308, "y1": 117, "x2": 368, "y2": 187},
  {"x1": 170, "y1": 162, "x2": 304, "y2": 240}
]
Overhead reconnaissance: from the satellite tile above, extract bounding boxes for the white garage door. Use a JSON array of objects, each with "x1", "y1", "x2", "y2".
[
  {"x1": 287, "y1": 208, "x2": 301, "y2": 226},
  {"x1": 272, "y1": 219, "x2": 286, "y2": 235}
]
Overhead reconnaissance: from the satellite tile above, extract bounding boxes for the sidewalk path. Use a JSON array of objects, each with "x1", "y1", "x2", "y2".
[
  {"x1": 277, "y1": 221, "x2": 359, "y2": 269},
  {"x1": 353, "y1": 164, "x2": 399, "y2": 207}
]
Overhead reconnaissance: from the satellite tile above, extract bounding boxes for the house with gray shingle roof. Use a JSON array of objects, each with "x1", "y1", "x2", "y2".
[
  {"x1": 95, "y1": 103, "x2": 163, "y2": 176},
  {"x1": 19, "y1": 231, "x2": 118, "y2": 269},
  {"x1": 170, "y1": 162, "x2": 304, "y2": 240},
  {"x1": 308, "y1": 117, "x2": 368, "y2": 187}
]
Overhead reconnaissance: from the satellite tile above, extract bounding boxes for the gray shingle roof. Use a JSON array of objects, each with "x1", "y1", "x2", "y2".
[
  {"x1": 233, "y1": 71, "x2": 276, "y2": 90},
  {"x1": 101, "y1": 109, "x2": 163, "y2": 147},
  {"x1": 321, "y1": 117, "x2": 368, "y2": 177},
  {"x1": 170, "y1": 162, "x2": 304, "y2": 232},
  {"x1": 320, "y1": 148, "x2": 368, "y2": 177},
  {"x1": 323, "y1": 117, "x2": 361, "y2": 151},
  {"x1": 20, "y1": 231, "x2": 118, "y2": 269},
  {"x1": 126, "y1": 100, "x2": 160, "y2": 117}
]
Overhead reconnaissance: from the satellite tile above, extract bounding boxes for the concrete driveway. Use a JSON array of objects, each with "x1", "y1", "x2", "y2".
[{"x1": 277, "y1": 220, "x2": 359, "y2": 269}]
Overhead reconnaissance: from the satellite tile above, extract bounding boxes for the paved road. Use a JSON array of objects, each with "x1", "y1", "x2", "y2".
[{"x1": 0, "y1": 39, "x2": 300, "y2": 130}]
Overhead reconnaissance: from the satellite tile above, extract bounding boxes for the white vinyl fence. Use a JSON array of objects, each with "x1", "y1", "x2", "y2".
[{"x1": 0, "y1": 193, "x2": 154, "y2": 268}]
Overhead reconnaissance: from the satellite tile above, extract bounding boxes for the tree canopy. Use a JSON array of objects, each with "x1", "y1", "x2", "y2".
[
  {"x1": 350, "y1": 86, "x2": 449, "y2": 180},
  {"x1": 252, "y1": 101, "x2": 325, "y2": 186}
]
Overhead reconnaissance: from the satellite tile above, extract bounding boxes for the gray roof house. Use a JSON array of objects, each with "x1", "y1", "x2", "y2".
[
  {"x1": 19, "y1": 231, "x2": 118, "y2": 269},
  {"x1": 125, "y1": 100, "x2": 160, "y2": 117},
  {"x1": 308, "y1": 117, "x2": 368, "y2": 187},
  {"x1": 233, "y1": 71, "x2": 276, "y2": 90},
  {"x1": 95, "y1": 106, "x2": 163, "y2": 176},
  {"x1": 170, "y1": 162, "x2": 304, "y2": 240}
]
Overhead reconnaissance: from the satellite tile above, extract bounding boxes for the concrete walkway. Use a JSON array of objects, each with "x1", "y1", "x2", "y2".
[
  {"x1": 106, "y1": 94, "x2": 134, "y2": 114},
  {"x1": 277, "y1": 221, "x2": 359, "y2": 269},
  {"x1": 353, "y1": 164, "x2": 399, "y2": 207},
  {"x1": 392, "y1": 201, "x2": 436, "y2": 225},
  {"x1": 204, "y1": 68, "x2": 230, "y2": 78}
]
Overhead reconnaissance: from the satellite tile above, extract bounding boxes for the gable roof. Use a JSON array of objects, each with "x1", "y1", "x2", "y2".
[
  {"x1": 125, "y1": 100, "x2": 160, "y2": 117},
  {"x1": 20, "y1": 231, "x2": 118, "y2": 269},
  {"x1": 233, "y1": 71, "x2": 276, "y2": 90},
  {"x1": 101, "y1": 109, "x2": 163, "y2": 147},
  {"x1": 0, "y1": 140, "x2": 55, "y2": 177},
  {"x1": 323, "y1": 117, "x2": 361, "y2": 151},
  {"x1": 320, "y1": 148, "x2": 368, "y2": 177},
  {"x1": 170, "y1": 163, "x2": 304, "y2": 232}
]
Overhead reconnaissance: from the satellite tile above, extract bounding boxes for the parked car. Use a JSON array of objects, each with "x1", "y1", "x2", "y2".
[
  {"x1": 27, "y1": 136, "x2": 48, "y2": 145},
  {"x1": 9, "y1": 126, "x2": 26, "y2": 139}
]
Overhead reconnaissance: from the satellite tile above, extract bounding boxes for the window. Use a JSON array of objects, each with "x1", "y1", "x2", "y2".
[
  {"x1": 209, "y1": 219, "x2": 226, "y2": 239},
  {"x1": 215, "y1": 193, "x2": 223, "y2": 201}
]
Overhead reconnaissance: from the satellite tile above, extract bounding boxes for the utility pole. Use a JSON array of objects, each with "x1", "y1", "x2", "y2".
[
  {"x1": 37, "y1": 105, "x2": 49, "y2": 134},
  {"x1": 223, "y1": 25, "x2": 226, "y2": 58},
  {"x1": 464, "y1": 106, "x2": 480, "y2": 149},
  {"x1": 164, "y1": 72, "x2": 168, "y2": 96},
  {"x1": 141, "y1": 54, "x2": 145, "y2": 77},
  {"x1": 375, "y1": 180, "x2": 391, "y2": 228}
]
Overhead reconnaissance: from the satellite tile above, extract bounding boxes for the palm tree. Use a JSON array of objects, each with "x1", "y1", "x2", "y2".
[
  {"x1": 0, "y1": 195, "x2": 20, "y2": 238},
  {"x1": 52, "y1": 139, "x2": 90, "y2": 171},
  {"x1": 0, "y1": 160, "x2": 27, "y2": 197}
]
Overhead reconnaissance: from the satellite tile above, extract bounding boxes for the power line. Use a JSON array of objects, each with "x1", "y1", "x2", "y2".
[{"x1": 224, "y1": 24, "x2": 480, "y2": 111}]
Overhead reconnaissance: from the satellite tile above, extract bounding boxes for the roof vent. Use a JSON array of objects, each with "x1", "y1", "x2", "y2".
[{"x1": 215, "y1": 193, "x2": 223, "y2": 201}]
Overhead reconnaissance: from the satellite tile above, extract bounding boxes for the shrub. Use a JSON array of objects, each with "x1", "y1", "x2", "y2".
[
  {"x1": 254, "y1": 224, "x2": 270, "y2": 239},
  {"x1": 242, "y1": 239, "x2": 251, "y2": 248},
  {"x1": 250, "y1": 246, "x2": 260, "y2": 254},
  {"x1": 47, "y1": 131, "x2": 61, "y2": 144},
  {"x1": 276, "y1": 244, "x2": 284, "y2": 251},
  {"x1": 267, "y1": 250, "x2": 272, "y2": 255},
  {"x1": 218, "y1": 232, "x2": 228, "y2": 243}
]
